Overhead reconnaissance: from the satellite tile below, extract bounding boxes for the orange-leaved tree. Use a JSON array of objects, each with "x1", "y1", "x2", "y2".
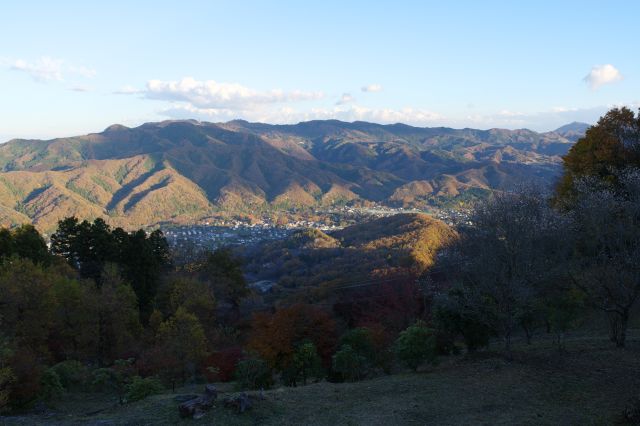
[
  {"x1": 557, "y1": 107, "x2": 640, "y2": 201},
  {"x1": 247, "y1": 304, "x2": 336, "y2": 373}
]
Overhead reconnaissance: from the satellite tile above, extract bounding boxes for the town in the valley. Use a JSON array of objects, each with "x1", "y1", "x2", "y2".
[{"x1": 161, "y1": 205, "x2": 471, "y2": 256}]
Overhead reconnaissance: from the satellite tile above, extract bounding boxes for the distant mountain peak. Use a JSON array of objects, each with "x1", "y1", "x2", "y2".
[
  {"x1": 103, "y1": 124, "x2": 130, "y2": 132},
  {"x1": 553, "y1": 122, "x2": 590, "y2": 143},
  {"x1": 554, "y1": 122, "x2": 590, "y2": 134}
]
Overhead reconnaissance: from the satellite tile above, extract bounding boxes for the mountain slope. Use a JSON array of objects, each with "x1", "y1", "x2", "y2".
[
  {"x1": 0, "y1": 119, "x2": 584, "y2": 230},
  {"x1": 244, "y1": 213, "x2": 457, "y2": 296},
  {"x1": 0, "y1": 154, "x2": 213, "y2": 231},
  {"x1": 552, "y1": 122, "x2": 591, "y2": 142}
]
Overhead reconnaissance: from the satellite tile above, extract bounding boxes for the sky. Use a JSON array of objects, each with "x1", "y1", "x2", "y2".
[{"x1": 1, "y1": 0, "x2": 639, "y2": 141}]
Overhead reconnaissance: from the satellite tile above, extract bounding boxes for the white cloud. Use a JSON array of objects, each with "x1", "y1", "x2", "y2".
[
  {"x1": 142, "y1": 76, "x2": 448, "y2": 127},
  {"x1": 69, "y1": 85, "x2": 90, "y2": 92},
  {"x1": 361, "y1": 83, "x2": 383, "y2": 93},
  {"x1": 551, "y1": 106, "x2": 579, "y2": 113},
  {"x1": 584, "y1": 64, "x2": 623, "y2": 89},
  {"x1": 342, "y1": 105, "x2": 443, "y2": 124},
  {"x1": 159, "y1": 102, "x2": 445, "y2": 126},
  {"x1": 336, "y1": 93, "x2": 355, "y2": 105},
  {"x1": 113, "y1": 85, "x2": 143, "y2": 95},
  {"x1": 144, "y1": 77, "x2": 324, "y2": 109},
  {"x1": 154, "y1": 100, "x2": 640, "y2": 132},
  {"x1": 150, "y1": 80, "x2": 630, "y2": 131},
  {"x1": 159, "y1": 104, "x2": 236, "y2": 121},
  {"x1": 68, "y1": 65, "x2": 97, "y2": 78},
  {"x1": 497, "y1": 109, "x2": 525, "y2": 117},
  {"x1": 133, "y1": 76, "x2": 626, "y2": 131},
  {"x1": 461, "y1": 105, "x2": 613, "y2": 131},
  {"x1": 129, "y1": 76, "x2": 446, "y2": 126},
  {"x1": 11, "y1": 57, "x2": 64, "y2": 81},
  {"x1": 9, "y1": 56, "x2": 96, "y2": 82}
]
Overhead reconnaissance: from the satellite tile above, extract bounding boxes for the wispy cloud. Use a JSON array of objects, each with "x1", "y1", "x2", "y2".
[
  {"x1": 11, "y1": 57, "x2": 64, "y2": 81},
  {"x1": 113, "y1": 85, "x2": 143, "y2": 95},
  {"x1": 160, "y1": 102, "x2": 445, "y2": 126},
  {"x1": 69, "y1": 85, "x2": 90, "y2": 92},
  {"x1": 462, "y1": 105, "x2": 612, "y2": 131},
  {"x1": 8, "y1": 56, "x2": 96, "y2": 82},
  {"x1": 361, "y1": 83, "x2": 383, "y2": 93},
  {"x1": 336, "y1": 93, "x2": 355, "y2": 105},
  {"x1": 497, "y1": 109, "x2": 525, "y2": 117},
  {"x1": 142, "y1": 77, "x2": 324, "y2": 109},
  {"x1": 584, "y1": 64, "x2": 623, "y2": 89},
  {"x1": 154, "y1": 90, "x2": 628, "y2": 131},
  {"x1": 341, "y1": 105, "x2": 443, "y2": 124},
  {"x1": 68, "y1": 65, "x2": 97, "y2": 79}
]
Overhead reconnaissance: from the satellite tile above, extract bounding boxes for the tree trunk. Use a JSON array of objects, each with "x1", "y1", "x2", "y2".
[
  {"x1": 504, "y1": 330, "x2": 512, "y2": 360},
  {"x1": 608, "y1": 312, "x2": 620, "y2": 344},
  {"x1": 522, "y1": 324, "x2": 532, "y2": 345},
  {"x1": 555, "y1": 332, "x2": 565, "y2": 352},
  {"x1": 618, "y1": 314, "x2": 628, "y2": 348},
  {"x1": 608, "y1": 311, "x2": 629, "y2": 348}
]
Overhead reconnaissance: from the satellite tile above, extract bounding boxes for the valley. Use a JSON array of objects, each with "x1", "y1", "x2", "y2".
[
  {"x1": 163, "y1": 204, "x2": 470, "y2": 263},
  {"x1": 2, "y1": 3, "x2": 637, "y2": 424}
]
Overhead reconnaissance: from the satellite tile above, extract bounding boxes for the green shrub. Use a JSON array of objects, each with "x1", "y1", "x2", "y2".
[
  {"x1": 126, "y1": 376, "x2": 164, "y2": 402},
  {"x1": 40, "y1": 368, "x2": 64, "y2": 400},
  {"x1": 394, "y1": 321, "x2": 437, "y2": 371},
  {"x1": 91, "y1": 359, "x2": 136, "y2": 404},
  {"x1": 339, "y1": 328, "x2": 375, "y2": 362},
  {"x1": 336, "y1": 327, "x2": 388, "y2": 377},
  {"x1": 50, "y1": 360, "x2": 89, "y2": 390},
  {"x1": 332, "y1": 344, "x2": 368, "y2": 382},
  {"x1": 434, "y1": 292, "x2": 493, "y2": 353},
  {"x1": 234, "y1": 358, "x2": 273, "y2": 390},
  {"x1": 0, "y1": 366, "x2": 14, "y2": 412},
  {"x1": 544, "y1": 287, "x2": 586, "y2": 350},
  {"x1": 285, "y1": 342, "x2": 323, "y2": 386}
]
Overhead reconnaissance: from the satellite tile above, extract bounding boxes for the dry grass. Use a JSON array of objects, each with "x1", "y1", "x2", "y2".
[{"x1": 3, "y1": 335, "x2": 639, "y2": 425}]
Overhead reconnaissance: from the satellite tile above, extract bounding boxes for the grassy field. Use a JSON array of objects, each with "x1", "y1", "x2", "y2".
[{"x1": 3, "y1": 334, "x2": 639, "y2": 425}]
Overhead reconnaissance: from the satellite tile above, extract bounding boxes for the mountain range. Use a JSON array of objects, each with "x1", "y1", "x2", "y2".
[{"x1": 0, "y1": 120, "x2": 588, "y2": 231}]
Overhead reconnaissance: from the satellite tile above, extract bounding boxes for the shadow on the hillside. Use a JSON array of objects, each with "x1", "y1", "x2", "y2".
[{"x1": 106, "y1": 165, "x2": 164, "y2": 211}]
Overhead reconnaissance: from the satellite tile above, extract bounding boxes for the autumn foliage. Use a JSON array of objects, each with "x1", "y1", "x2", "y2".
[
  {"x1": 204, "y1": 346, "x2": 244, "y2": 382},
  {"x1": 556, "y1": 107, "x2": 640, "y2": 200},
  {"x1": 247, "y1": 304, "x2": 337, "y2": 371},
  {"x1": 333, "y1": 279, "x2": 424, "y2": 333}
]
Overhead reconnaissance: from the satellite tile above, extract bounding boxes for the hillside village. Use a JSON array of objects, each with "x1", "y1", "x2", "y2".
[{"x1": 163, "y1": 205, "x2": 471, "y2": 258}]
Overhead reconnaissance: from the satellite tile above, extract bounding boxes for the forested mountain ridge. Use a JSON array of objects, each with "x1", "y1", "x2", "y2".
[
  {"x1": 243, "y1": 213, "x2": 456, "y2": 301},
  {"x1": 0, "y1": 120, "x2": 585, "y2": 231}
]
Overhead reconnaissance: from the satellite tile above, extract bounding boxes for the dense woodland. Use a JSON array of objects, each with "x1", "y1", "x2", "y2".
[{"x1": 0, "y1": 107, "x2": 639, "y2": 417}]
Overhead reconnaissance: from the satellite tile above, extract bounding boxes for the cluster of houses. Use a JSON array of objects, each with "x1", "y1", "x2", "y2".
[{"x1": 163, "y1": 205, "x2": 471, "y2": 262}]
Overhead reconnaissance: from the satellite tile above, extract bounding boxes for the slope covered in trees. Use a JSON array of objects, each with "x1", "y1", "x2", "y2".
[
  {"x1": 433, "y1": 107, "x2": 640, "y2": 354},
  {"x1": 0, "y1": 119, "x2": 582, "y2": 231},
  {"x1": 0, "y1": 212, "x2": 456, "y2": 413},
  {"x1": 243, "y1": 213, "x2": 456, "y2": 301}
]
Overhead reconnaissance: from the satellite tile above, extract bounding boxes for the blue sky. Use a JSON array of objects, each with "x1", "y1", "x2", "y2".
[{"x1": 1, "y1": 0, "x2": 638, "y2": 140}]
